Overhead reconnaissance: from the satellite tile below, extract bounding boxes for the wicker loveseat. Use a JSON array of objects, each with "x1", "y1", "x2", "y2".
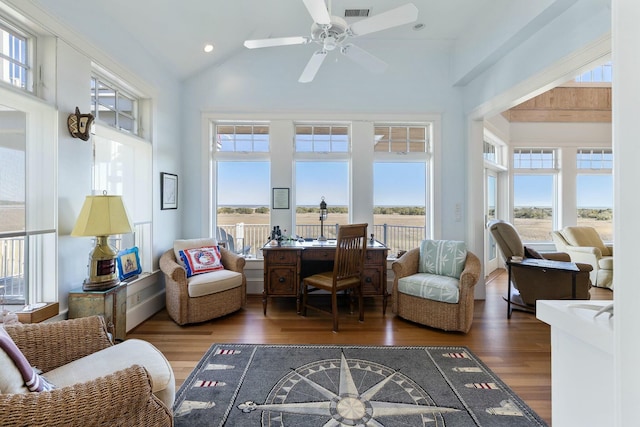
[
  {"x1": 0, "y1": 316, "x2": 173, "y2": 426},
  {"x1": 392, "y1": 241, "x2": 481, "y2": 333},
  {"x1": 160, "y1": 238, "x2": 247, "y2": 325}
]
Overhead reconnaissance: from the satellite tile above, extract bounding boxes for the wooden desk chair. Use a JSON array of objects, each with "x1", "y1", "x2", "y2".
[{"x1": 301, "y1": 223, "x2": 368, "y2": 332}]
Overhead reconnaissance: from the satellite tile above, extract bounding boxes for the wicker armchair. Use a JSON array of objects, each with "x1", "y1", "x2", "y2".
[
  {"x1": 0, "y1": 316, "x2": 172, "y2": 426},
  {"x1": 392, "y1": 247, "x2": 481, "y2": 333},
  {"x1": 160, "y1": 240, "x2": 247, "y2": 325}
]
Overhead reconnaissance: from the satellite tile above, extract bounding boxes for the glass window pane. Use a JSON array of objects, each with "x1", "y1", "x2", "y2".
[
  {"x1": 0, "y1": 110, "x2": 26, "y2": 233},
  {"x1": 577, "y1": 174, "x2": 613, "y2": 241},
  {"x1": 513, "y1": 174, "x2": 554, "y2": 242},
  {"x1": 216, "y1": 161, "x2": 270, "y2": 258},
  {"x1": 373, "y1": 162, "x2": 426, "y2": 257},
  {"x1": 295, "y1": 161, "x2": 348, "y2": 240}
]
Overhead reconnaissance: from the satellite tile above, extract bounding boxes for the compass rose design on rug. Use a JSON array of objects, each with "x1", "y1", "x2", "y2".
[
  {"x1": 237, "y1": 352, "x2": 459, "y2": 426},
  {"x1": 173, "y1": 344, "x2": 548, "y2": 426}
]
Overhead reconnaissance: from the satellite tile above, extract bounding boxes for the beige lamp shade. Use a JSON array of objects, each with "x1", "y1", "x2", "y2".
[{"x1": 71, "y1": 194, "x2": 133, "y2": 237}]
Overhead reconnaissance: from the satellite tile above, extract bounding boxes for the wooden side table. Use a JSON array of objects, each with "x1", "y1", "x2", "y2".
[
  {"x1": 68, "y1": 283, "x2": 127, "y2": 341},
  {"x1": 506, "y1": 258, "x2": 579, "y2": 319}
]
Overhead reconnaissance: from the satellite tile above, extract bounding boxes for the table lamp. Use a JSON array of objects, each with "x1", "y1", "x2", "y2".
[
  {"x1": 318, "y1": 196, "x2": 328, "y2": 241},
  {"x1": 71, "y1": 192, "x2": 133, "y2": 291}
]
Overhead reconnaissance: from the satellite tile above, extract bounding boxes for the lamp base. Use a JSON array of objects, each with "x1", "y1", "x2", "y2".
[
  {"x1": 317, "y1": 235, "x2": 327, "y2": 241},
  {"x1": 83, "y1": 236, "x2": 120, "y2": 291}
]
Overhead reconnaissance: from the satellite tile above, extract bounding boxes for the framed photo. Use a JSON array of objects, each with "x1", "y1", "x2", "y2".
[
  {"x1": 116, "y1": 247, "x2": 142, "y2": 281},
  {"x1": 272, "y1": 187, "x2": 290, "y2": 210},
  {"x1": 161, "y1": 172, "x2": 178, "y2": 210}
]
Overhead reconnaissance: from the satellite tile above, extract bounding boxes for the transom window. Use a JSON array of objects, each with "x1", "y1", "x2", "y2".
[
  {"x1": 374, "y1": 124, "x2": 430, "y2": 153},
  {"x1": 577, "y1": 148, "x2": 613, "y2": 170},
  {"x1": 216, "y1": 123, "x2": 269, "y2": 152},
  {"x1": 513, "y1": 149, "x2": 556, "y2": 169},
  {"x1": 0, "y1": 21, "x2": 32, "y2": 92},
  {"x1": 575, "y1": 62, "x2": 612, "y2": 83},
  {"x1": 295, "y1": 124, "x2": 349, "y2": 152},
  {"x1": 90, "y1": 75, "x2": 139, "y2": 135}
]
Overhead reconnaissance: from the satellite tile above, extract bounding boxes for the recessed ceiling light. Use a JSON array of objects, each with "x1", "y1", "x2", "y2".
[
  {"x1": 413, "y1": 23, "x2": 425, "y2": 31},
  {"x1": 204, "y1": 44, "x2": 214, "y2": 53}
]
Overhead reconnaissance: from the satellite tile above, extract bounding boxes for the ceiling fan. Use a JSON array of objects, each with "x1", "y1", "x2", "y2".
[{"x1": 243, "y1": 0, "x2": 419, "y2": 83}]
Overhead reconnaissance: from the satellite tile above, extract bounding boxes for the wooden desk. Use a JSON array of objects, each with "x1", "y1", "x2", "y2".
[
  {"x1": 506, "y1": 258, "x2": 579, "y2": 319},
  {"x1": 262, "y1": 239, "x2": 388, "y2": 316}
]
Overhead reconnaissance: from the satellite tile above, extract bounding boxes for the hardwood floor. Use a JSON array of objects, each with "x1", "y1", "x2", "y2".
[{"x1": 127, "y1": 270, "x2": 612, "y2": 425}]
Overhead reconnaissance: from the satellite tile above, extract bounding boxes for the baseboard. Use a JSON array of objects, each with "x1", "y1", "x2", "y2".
[{"x1": 126, "y1": 289, "x2": 165, "y2": 332}]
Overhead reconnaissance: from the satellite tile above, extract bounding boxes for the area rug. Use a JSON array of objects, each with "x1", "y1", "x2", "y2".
[{"x1": 173, "y1": 344, "x2": 547, "y2": 426}]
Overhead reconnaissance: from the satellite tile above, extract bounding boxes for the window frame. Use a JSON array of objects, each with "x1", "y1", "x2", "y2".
[
  {"x1": 0, "y1": 18, "x2": 35, "y2": 93},
  {"x1": 91, "y1": 73, "x2": 140, "y2": 135}
]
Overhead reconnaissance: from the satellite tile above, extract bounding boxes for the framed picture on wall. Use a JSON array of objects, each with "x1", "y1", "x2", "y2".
[
  {"x1": 161, "y1": 172, "x2": 178, "y2": 210},
  {"x1": 272, "y1": 187, "x2": 290, "y2": 209}
]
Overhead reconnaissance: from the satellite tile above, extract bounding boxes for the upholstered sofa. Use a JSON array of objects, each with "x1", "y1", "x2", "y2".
[
  {"x1": 160, "y1": 238, "x2": 246, "y2": 325},
  {"x1": 552, "y1": 226, "x2": 613, "y2": 289},
  {"x1": 0, "y1": 316, "x2": 174, "y2": 426},
  {"x1": 392, "y1": 240, "x2": 481, "y2": 333}
]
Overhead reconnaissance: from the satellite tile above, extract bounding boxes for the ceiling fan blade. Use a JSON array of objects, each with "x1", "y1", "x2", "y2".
[
  {"x1": 244, "y1": 36, "x2": 309, "y2": 49},
  {"x1": 349, "y1": 3, "x2": 419, "y2": 36},
  {"x1": 303, "y1": 0, "x2": 331, "y2": 25},
  {"x1": 340, "y1": 44, "x2": 388, "y2": 73},
  {"x1": 299, "y1": 50, "x2": 327, "y2": 83}
]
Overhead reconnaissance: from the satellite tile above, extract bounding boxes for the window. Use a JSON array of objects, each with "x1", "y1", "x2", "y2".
[
  {"x1": 0, "y1": 91, "x2": 57, "y2": 306},
  {"x1": 93, "y1": 126, "x2": 152, "y2": 273},
  {"x1": 294, "y1": 123, "x2": 351, "y2": 239},
  {"x1": 216, "y1": 161, "x2": 270, "y2": 258},
  {"x1": 213, "y1": 122, "x2": 271, "y2": 258},
  {"x1": 295, "y1": 124, "x2": 349, "y2": 153},
  {"x1": 373, "y1": 162, "x2": 426, "y2": 256},
  {"x1": 576, "y1": 149, "x2": 613, "y2": 240},
  {"x1": 0, "y1": 20, "x2": 33, "y2": 91},
  {"x1": 372, "y1": 124, "x2": 430, "y2": 256},
  {"x1": 91, "y1": 75, "x2": 139, "y2": 135},
  {"x1": 575, "y1": 62, "x2": 612, "y2": 83},
  {"x1": 374, "y1": 124, "x2": 430, "y2": 153},
  {"x1": 513, "y1": 149, "x2": 558, "y2": 242},
  {"x1": 295, "y1": 161, "x2": 349, "y2": 240},
  {"x1": 217, "y1": 123, "x2": 269, "y2": 152}
]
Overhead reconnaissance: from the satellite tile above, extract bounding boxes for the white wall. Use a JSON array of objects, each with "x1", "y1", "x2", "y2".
[{"x1": 2, "y1": 1, "x2": 183, "y2": 319}]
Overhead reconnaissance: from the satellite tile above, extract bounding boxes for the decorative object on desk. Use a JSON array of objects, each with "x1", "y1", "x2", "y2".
[
  {"x1": 161, "y1": 172, "x2": 178, "y2": 210},
  {"x1": 317, "y1": 196, "x2": 328, "y2": 241},
  {"x1": 117, "y1": 246, "x2": 142, "y2": 281},
  {"x1": 66, "y1": 106, "x2": 94, "y2": 141},
  {"x1": 71, "y1": 191, "x2": 133, "y2": 291},
  {"x1": 272, "y1": 187, "x2": 289, "y2": 209},
  {"x1": 174, "y1": 343, "x2": 547, "y2": 427}
]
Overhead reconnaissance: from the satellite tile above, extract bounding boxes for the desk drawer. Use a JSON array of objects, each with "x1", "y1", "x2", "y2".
[
  {"x1": 365, "y1": 249, "x2": 387, "y2": 265},
  {"x1": 302, "y1": 249, "x2": 335, "y2": 261},
  {"x1": 267, "y1": 267, "x2": 297, "y2": 295},
  {"x1": 265, "y1": 250, "x2": 298, "y2": 265},
  {"x1": 361, "y1": 267, "x2": 383, "y2": 294}
]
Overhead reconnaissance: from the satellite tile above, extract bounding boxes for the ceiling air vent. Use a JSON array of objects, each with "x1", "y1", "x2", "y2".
[{"x1": 344, "y1": 9, "x2": 370, "y2": 18}]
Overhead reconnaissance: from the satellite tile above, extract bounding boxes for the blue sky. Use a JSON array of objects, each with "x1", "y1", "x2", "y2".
[
  {"x1": 217, "y1": 162, "x2": 612, "y2": 209},
  {"x1": 514, "y1": 174, "x2": 612, "y2": 208},
  {"x1": 217, "y1": 161, "x2": 426, "y2": 207}
]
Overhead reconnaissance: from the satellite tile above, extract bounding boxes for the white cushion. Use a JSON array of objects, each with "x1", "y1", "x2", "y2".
[
  {"x1": 0, "y1": 339, "x2": 29, "y2": 394},
  {"x1": 187, "y1": 269, "x2": 243, "y2": 298},
  {"x1": 44, "y1": 339, "x2": 175, "y2": 408},
  {"x1": 398, "y1": 273, "x2": 460, "y2": 303},
  {"x1": 173, "y1": 238, "x2": 217, "y2": 266}
]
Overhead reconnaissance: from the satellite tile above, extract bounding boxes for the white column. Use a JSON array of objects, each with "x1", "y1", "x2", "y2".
[{"x1": 612, "y1": 1, "x2": 640, "y2": 426}]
